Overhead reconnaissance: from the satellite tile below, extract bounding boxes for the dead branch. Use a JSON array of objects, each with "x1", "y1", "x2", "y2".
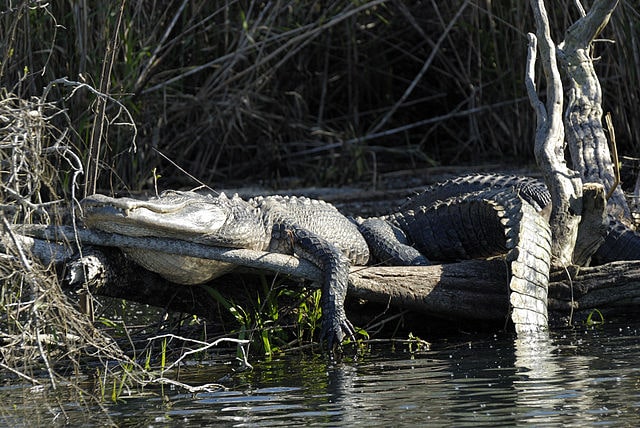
[
  {"x1": 526, "y1": 0, "x2": 583, "y2": 266},
  {"x1": 558, "y1": 0, "x2": 628, "y2": 219}
]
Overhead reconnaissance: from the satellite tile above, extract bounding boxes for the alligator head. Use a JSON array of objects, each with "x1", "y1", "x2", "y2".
[
  {"x1": 81, "y1": 190, "x2": 268, "y2": 284},
  {"x1": 82, "y1": 190, "x2": 268, "y2": 248}
]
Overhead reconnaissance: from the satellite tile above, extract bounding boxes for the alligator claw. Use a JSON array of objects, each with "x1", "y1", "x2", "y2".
[{"x1": 320, "y1": 312, "x2": 357, "y2": 357}]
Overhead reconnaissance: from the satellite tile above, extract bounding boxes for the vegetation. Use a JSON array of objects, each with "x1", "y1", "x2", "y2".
[
  {"x1": 0, "y1": 0, "x2": 639, "y2": 408},
  {"x1": 3, "y1": 1, "x2": 639, "y2": 192}
]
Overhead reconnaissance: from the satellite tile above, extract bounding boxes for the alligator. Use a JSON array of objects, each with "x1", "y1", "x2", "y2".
[
  {"x1": 81, "y1": 175, "x2": 556, "y2": 339},
  {"x1": 357, "y1": 175, "x2": 553, "y2": 334},
  {"x1": 81, "y1": 190, "x2": 370, "y2": 348}
]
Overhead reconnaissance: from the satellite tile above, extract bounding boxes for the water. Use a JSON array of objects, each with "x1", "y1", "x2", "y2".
[{"x1": 2, "y1": 322, "x2": 640, "y2": 426}]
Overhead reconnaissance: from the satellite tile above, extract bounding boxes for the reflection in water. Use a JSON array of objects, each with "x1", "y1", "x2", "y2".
[
  {"x1": 325, "y1": 363, "x2": 357, "y2": 425},
  {"x1": 3, "y1": 323, "x2": 640, "y2": 425},
  {"x1": 514, "y1": 332, "x2": 570, "y2": 424},
  {"x1": 513, "y1": 328, "x2": 637, "y2": 426}
]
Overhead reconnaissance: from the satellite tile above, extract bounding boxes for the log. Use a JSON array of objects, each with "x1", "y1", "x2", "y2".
[
  {"x1": 348, "y1": 262, "x2": 510, "y2": 321},
  {"x1": 64, "y1": 243, "x2": 640, "y2": 328},
  {"x1": 62, "y1": 244, "x2": 512, "y2": 323},
  {"x1": 13, "y1": 225, "x2": 640, "y2": 328}
]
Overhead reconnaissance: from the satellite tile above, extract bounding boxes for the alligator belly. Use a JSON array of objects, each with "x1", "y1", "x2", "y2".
[{"x1": 125, "y1": 248, "x2": 236, "y2": 285}]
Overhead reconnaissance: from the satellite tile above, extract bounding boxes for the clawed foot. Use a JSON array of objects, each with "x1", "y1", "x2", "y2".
[{"x1": 320, "y1": 313, "x2": 357, "y2": 359}]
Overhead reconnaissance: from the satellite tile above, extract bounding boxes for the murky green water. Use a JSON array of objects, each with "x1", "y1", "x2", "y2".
[{"x1": 2, "y1": 322, "x2": 640, "y2": 426}]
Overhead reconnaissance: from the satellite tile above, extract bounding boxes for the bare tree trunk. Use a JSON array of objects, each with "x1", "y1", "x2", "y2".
[
  {"x1": 526, "y1": 0, "x2": 583, "y2": 267},
  {"x1": 527, "y1": 0, "x2": 618, "y2": 267},
  {"x1": 558, "y1": 0, "x2": 627, "y2": 220}
]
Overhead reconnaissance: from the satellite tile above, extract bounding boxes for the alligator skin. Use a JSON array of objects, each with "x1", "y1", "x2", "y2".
[
  {"x1": 592, "y1": 217, "x2": 640, "y2": 264},
  {"x1": 359, "y1": 186, "x2": 552, "y2": 334},
  {"x1": 399, "y1": 173, "x2": 552, "y2": 212},
  {"x1": 410, "y1": 173, "x2": 640, "y2": 265},
  {"x1": 249, "y1": 195, "x2": 370, "y2": 265},
  {"x1": 82, "y1": 191, "x2": 370, "y2": 348}
]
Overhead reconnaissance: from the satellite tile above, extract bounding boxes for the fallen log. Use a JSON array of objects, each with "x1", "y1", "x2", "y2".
[
  {"x1": 71, "y1": 250, "x2": 640, "y2": 327},
  {"x1": 12, "y1": 225, "x2": 640, "y2": 328}
]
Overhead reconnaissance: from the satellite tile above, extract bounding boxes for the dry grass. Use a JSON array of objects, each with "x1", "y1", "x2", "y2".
[
  {"x1": 0, "y1": 90, "x2": 137, "y2": 394},
  {"x1": 2, "y1": 1, "x2": 639, "y2": 189}
]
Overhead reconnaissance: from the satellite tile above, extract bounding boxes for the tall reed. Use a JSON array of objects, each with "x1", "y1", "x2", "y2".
[{"x1": 2, "y1": 1, "x2": 639, "y2": 189}]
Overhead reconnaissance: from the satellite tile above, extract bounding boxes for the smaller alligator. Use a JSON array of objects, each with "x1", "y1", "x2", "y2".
[{"x1": 82, "y1": 190, "x2": 370, "y2": 349}]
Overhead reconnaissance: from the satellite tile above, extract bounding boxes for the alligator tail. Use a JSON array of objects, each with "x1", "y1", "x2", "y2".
[
  {"x1": 391, "y1": 188, "x2": 552, "y2": 333},
  {"x1": 499, "y1": 189, "x2": 552, "y2": 333},
  {"x1": 401, "y1": 173, "x2": 551, "y2": 212}
]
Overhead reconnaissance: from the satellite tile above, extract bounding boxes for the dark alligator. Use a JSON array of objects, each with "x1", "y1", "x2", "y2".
[
  {"x1": 357, "y1": 176, "x2": 553, "y2": 334},
  {"x1": 399, "y1": 172, "x2": 640, "y2": 265},
  {"x1": 82, "y1": 190, "x2": 370, "y2": 348}
]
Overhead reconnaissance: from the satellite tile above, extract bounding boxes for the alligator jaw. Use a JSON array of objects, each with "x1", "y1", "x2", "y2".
[
  {"x1": 82, "y1": 193, "x2": 189, "y2": 213},
  {"x1": 81, "y1": 193, "x2": 229, "y2": 240}
]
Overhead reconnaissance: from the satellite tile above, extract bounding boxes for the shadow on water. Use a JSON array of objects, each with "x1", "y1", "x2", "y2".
[{"x1": 2, "y1": 322, "x2": 640, "y2": 426}]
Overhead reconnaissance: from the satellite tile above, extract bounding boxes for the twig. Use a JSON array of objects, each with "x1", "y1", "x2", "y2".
[
  {"x1": 151, "y1": 147, "x2": 213, "y2": 192},
  {"x1": 147, "y1": 377, "x2": 225, "y2": 393},
  {"x1": 368, "y1": 0, "x2": 471, "y2": 134},
  {"x1": 286, "y1": 99, "x2": 526, "y2": 158},
  {"x1": 2, "y1": 217, "x2": 59, "y2": 390},
  {"x1": 605, "y1": 112, "x2": 620, "y2": 200},
  {"x1": 141, "y1": 0, "x2": 391, "y2": 95},
  {"x1": 147, "y1": 334, "x2": 252, "y2": 371},
  {"x1": 42, "y1": 77, "x2": 137, "y2": 154},
  {"x1": 134, "y1": 0, "x2": 190, "y2": 93},
  {"x1": 0, "y1": 361, "x2": 41, "y2": 385},
  {"x1": 1, "y1": 216, "x2": 32, "y2": 272}
]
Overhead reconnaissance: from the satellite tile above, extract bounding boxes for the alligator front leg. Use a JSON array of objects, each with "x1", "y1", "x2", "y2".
[{"x1": 270, "y1": 221, "x2": 356, "y2": 351}]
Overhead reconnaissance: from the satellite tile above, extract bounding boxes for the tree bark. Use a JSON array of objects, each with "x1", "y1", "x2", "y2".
[
  {"x1": 527, "y1": 0, "x2": 583, "y2": 267},
  {"x1": 558, "y1": 0, "x2": 627, "y2": 220}
]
